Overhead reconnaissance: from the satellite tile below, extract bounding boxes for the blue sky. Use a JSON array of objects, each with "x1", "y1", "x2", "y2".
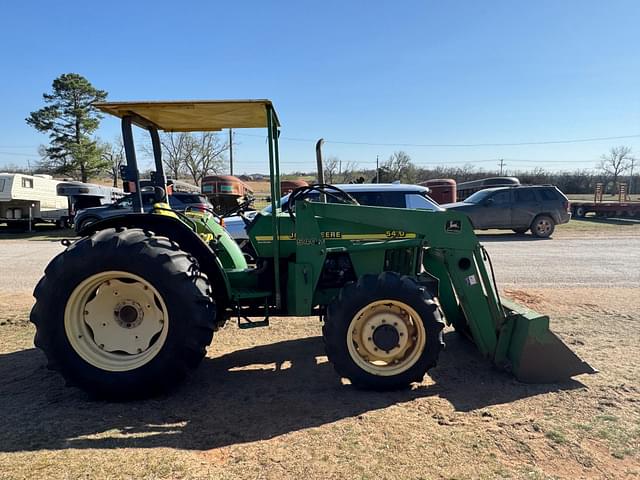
[{"x1": 1, "y1": 0, "x2": 639, "y2": 174}]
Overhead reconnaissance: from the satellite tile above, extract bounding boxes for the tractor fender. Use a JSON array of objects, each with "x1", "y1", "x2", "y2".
[{"x1": 79, "y1": 214, "x2": 232, "y2": 306}]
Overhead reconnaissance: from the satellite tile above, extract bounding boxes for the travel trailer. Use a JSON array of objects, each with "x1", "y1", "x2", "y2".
[{"x1": 0, "y1": 173, "x2": 69, "y2": 227}]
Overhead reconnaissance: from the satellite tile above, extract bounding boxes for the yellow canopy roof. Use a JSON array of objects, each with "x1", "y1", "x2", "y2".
[{"x1": 94, "y1": 100, "x2": 280, "y2": 132}]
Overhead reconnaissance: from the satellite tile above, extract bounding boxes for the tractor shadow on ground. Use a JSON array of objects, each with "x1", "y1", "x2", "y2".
[{"x1": 0, "y1": 331, "x2": 585, "y2": 452}]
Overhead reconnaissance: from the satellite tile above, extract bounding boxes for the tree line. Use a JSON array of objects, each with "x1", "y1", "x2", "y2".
[
  {"x1": 23, "y1": 73, "x2": 229, "y2": 186},
  {"x1": 312, "y1": 148, "x2": 637, "y2": 195}
]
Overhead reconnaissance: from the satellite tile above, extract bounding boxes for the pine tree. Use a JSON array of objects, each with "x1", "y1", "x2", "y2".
[{"x1": 26, "y1": 73, "x2": 108, "y2": 182}]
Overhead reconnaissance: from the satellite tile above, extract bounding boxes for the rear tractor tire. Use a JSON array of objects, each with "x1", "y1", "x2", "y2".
[
  {"x1": 323, "y1": 272, "x2": 445, "y2": 390},
  {"x1": 30, "y1": 227, "x2": 216, "y2": 399},
  {"x1": 530, "y1": 215, "x2": 555, "y2": 238}
]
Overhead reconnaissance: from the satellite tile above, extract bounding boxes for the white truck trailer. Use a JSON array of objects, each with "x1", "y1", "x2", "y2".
[{"x1": 0, "y1": 173, "x2": 69, "y2": 227}]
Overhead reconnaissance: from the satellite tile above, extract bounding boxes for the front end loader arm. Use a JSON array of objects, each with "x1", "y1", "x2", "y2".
[{"x1": 304, "y1": 201, "x2": 596, "y2": 383}]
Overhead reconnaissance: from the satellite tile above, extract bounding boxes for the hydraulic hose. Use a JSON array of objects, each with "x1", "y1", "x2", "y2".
[{"x1": 480, "y1": 245, "x2": 506, "y2": 318}]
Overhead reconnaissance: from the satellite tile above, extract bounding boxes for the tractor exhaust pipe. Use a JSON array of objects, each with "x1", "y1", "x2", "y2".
[{"x1": 316, "y1": 138, "x2": 326, "y2": 202}]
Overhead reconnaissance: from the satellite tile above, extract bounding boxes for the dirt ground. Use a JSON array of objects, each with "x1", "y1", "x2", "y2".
[{"x1": 0, "y1": 223, "x2": 638, "y2": 479}]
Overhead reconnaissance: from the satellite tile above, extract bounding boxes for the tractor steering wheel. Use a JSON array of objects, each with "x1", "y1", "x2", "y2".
[
  {"x1": 285, "y1": 183, "x2": 359, "y2": 222},
  {"x1": 221, "y1": 196, "x2": 256, "y2": 225}
]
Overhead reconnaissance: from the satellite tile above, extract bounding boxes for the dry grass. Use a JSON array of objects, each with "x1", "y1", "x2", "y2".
[{"x1": 0, "y1": 286, "x2": 639, "y2": 479}]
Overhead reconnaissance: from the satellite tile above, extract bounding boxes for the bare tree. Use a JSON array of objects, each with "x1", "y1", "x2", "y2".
[
  {"x1": 324, "y1": 156, "x2": 340, "y2": 184},
  {"x1": 381, "y1": 151, "x2": 416, "y2": 182},
  {"x1": 181, "y1": 132, "x2": 229, "y2": 185},
  {"x1": 599, "y1": 146, "x2": 632, "y2": 194},
  {"x1": 151, "y1": 132, "x2": 229, "y2": 185},
  {"x1": 101, "y1": 138, "x2": 125, "y2": 187},
  {"x1": 158, "y1": 133, "x2": 187, "y2": 180},
  {"x1": 340, "y1": 160, "x2": 359, "y2": 183}
]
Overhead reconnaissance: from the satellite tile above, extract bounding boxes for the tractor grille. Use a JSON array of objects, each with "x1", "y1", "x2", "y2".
[{"x1": 384, "y1": 248, "x2": 415, "y2": 275}]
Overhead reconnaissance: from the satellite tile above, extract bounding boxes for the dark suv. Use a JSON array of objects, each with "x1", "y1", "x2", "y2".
[
  {"x1": 74, "y1": 192, "x2": 213, "y2": 233},
  {"x1": 442, "y1": 185, "x2": 571, "y2": 238}
]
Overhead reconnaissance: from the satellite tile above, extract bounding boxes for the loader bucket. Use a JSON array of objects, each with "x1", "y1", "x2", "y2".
[{"x1": 500, "y1": 298, "x2": 597, "y2": 383}]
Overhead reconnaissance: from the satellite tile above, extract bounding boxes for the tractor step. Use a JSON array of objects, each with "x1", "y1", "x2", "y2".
[
  {"x1": 238, "y1": 317, "x2": 270, "y2": 329},
  {"x1": 235, "y1": 294, "x2": 270, "y2": 329},
  {"x1": 232, "y1": 288, "x2": 273, "y2": 300}
]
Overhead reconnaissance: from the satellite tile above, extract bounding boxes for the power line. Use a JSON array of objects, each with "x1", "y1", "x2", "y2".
[
  {"x1": 234, "y1": 132, "x2": 640, "y2": 148},
  {"x1": 0, "y1": 150, "x2": 40, "y2": 157},
  {"x1": 0, "y1": 145, "x2": 40, "y2": 149},
  {"x1": 4, "y1": 132, "x2": 640, "y2": 150},
  {"x1": 280, "y1": 157, "x2": 600, "y2": 166}
]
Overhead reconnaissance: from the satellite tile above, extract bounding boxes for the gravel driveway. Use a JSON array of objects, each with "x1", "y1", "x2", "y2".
[
  {"x1": 0, "y1": 239, "x2": 64, "y2": 294},
  {"x1": 480, "y1": 235, "x2": 640, "y2": 288},
  {"x1": 0, "y1": 234, "x2": 638, "y2": 295}
]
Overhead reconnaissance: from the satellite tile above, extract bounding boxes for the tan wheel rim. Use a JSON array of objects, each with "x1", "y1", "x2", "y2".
[
  {"x1": 347, "y1": 300, "x2": 426, "y2": 376},
  {"x1": 64, "y1": 271, "x2": 169, "y2": 372},
  {"x1": 535, "y1": 218, "x2": 552, "y2": 236}
]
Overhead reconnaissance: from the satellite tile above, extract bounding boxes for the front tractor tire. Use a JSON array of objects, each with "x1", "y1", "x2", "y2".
[
  {"x1": 30, "y1": 228, "x2": 216, "y2": 400},
  {"x1": 323, "y1": 272, "x2": 445, "y2": 390}
]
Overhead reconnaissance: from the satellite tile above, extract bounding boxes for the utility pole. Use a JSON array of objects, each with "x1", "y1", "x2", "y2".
[
  {"x1": 229, "y1": 128, "x2": 234, "y2": 176},
  {"x1": 376, "y1": 155, "x2": 380, "y2": 183},
  {"x1": 498, "y1": 158, "x2": 506, "y2": 176},
  {"x1": 630, "y1": 157, "x2": 636, "y2": 195}
]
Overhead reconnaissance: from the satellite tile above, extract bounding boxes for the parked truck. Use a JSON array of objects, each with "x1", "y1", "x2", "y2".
[{"x1": 56, "y1": 181, "x2": 124, "y2": 226}]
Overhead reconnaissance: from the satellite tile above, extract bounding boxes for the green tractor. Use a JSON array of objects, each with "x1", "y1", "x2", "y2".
[{"x1": 31, "y1": 100, "x2": 595, "y2": 399}]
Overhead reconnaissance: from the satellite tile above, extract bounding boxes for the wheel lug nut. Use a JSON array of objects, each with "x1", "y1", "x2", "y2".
[{"x1": 83, "y1": 310, "x2": 89, "y2": 315}]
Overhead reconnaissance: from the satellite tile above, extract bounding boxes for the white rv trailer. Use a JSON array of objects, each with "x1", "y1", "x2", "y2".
[{"x1": 0, "y1": 173, "x2": 69, "y2": 226}]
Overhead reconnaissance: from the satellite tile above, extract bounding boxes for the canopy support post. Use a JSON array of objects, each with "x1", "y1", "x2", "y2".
[
  {"x1": 148, "y1": 127, "x2": 167, "y2": 202},
  {"x1": 266, "y1": 105, "x2": 281, "y2": 308},
  {"x1": 121, "y1": 116, "x2": 144, "y2": 213}
]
